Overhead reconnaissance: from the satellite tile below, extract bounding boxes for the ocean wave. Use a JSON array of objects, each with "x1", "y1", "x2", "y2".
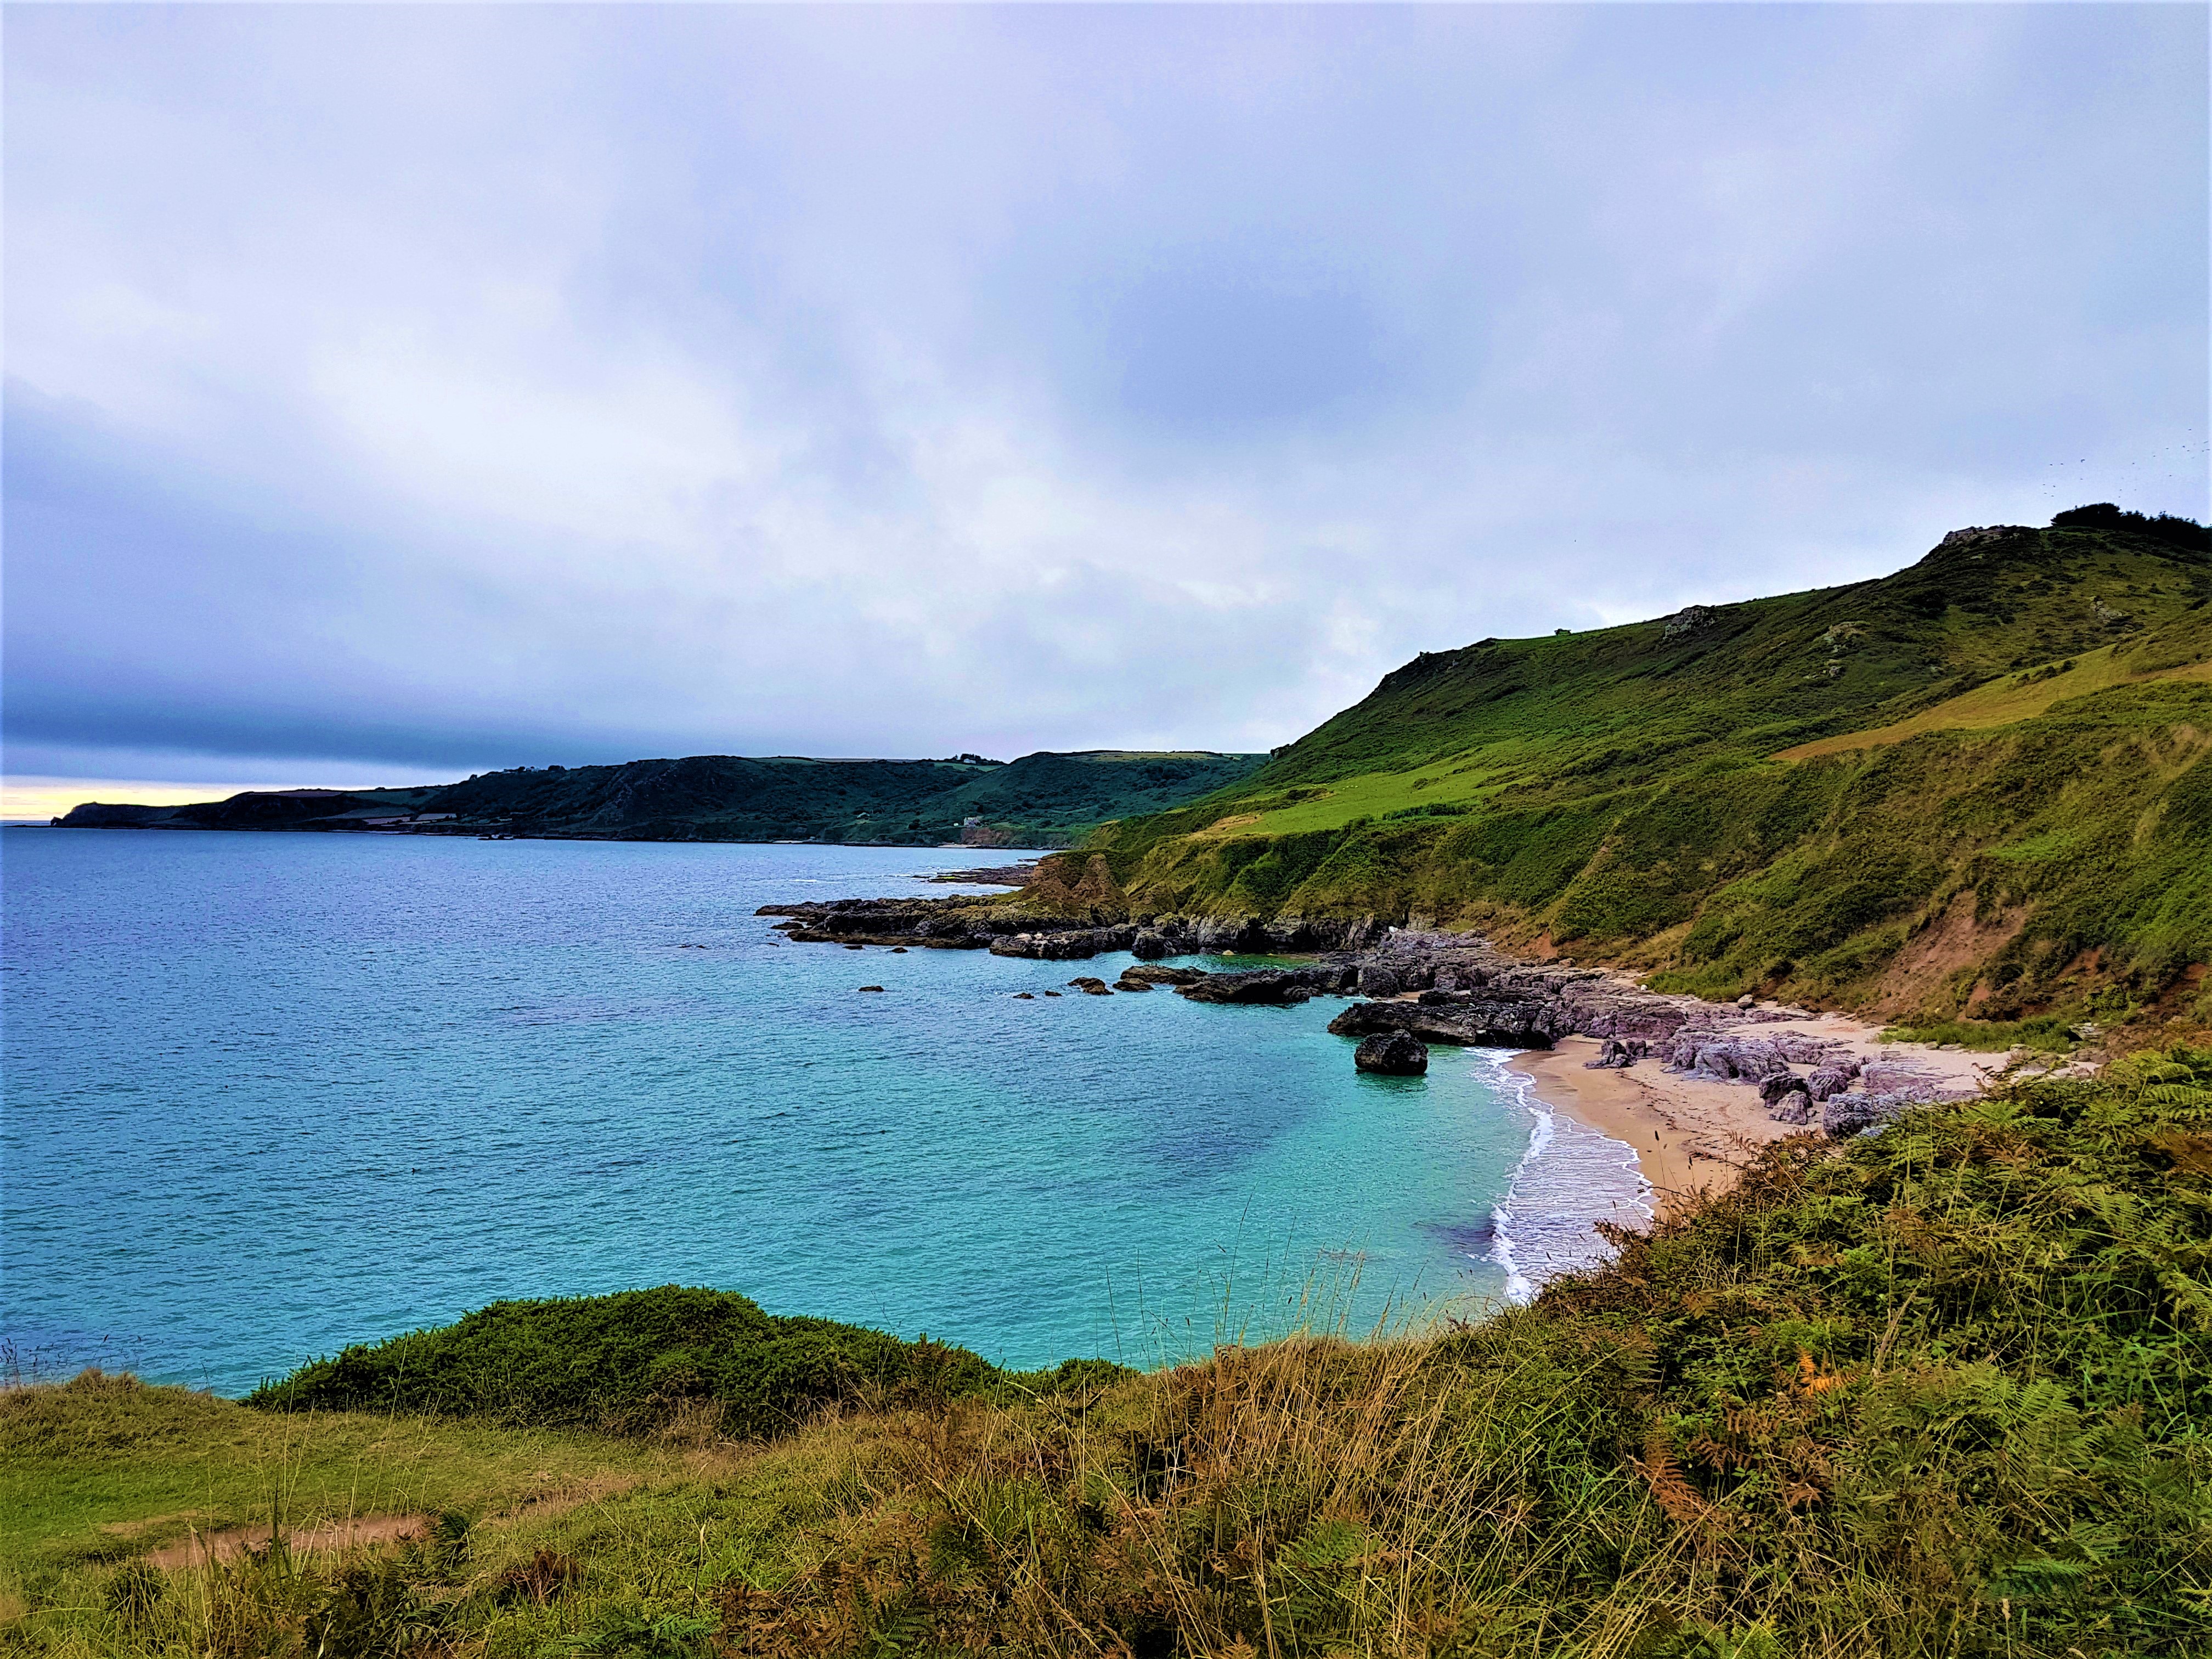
[{"x1": 1477, "y1": 1052, "x2": 1654, "y2": 1304}]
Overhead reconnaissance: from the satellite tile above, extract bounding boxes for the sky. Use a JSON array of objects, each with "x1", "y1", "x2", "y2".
[{"x1": 5, "y1": 3, "x2": 2208, "y2": 806}]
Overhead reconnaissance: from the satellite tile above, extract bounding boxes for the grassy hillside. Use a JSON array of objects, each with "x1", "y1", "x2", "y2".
[
  {"x1": 1096, "y1": 514, "x2": 2212, "y2": 1025},
  {"x1": 52, "y1": 749, "x2": 1265, "y2": 848},
  {"x1": 9, "y1": 1050, "x2": 2209, "y2": 1657}
]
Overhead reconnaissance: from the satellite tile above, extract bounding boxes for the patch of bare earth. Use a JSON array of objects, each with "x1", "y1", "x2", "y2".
[
  {"x1": 1872, "y1": 891, "x2": 2028, "y2": 1018},
  {"x1": 144, "y1": 1514, "x2": 428, "y2": 1569}
]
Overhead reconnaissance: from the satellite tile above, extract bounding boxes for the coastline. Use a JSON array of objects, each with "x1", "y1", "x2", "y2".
[{"x1": 1510, "y1": 1016, "x2": 2006, "y2": 1216}]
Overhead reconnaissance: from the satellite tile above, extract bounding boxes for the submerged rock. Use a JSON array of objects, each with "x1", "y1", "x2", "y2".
[{"x1": 1355, "y1": 1031, "x2": 1429, "y2": 1075}]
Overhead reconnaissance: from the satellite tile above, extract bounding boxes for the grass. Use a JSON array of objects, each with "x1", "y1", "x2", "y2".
[
  {"x1": 9, "y1": 1050, "x2": 2211, "y2": 1657},
  {"x1": 1778, "y1": 628, "x2": 2212, "y2": 760},
  {"x1": 0, "y1": 1368, "x2": 678, "y2": 1581},
  {"x1": 1877, "y1": 1015, "x2": 2078, "y2": 1053}
]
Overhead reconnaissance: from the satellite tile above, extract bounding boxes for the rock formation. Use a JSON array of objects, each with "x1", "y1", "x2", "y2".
[
  {"x1": 765, "y1": 895, "x2": 1991, "y2": 1139},
  {"x1": 1354, "y1": 1031, "x2": 1429, "y2": 1075}
]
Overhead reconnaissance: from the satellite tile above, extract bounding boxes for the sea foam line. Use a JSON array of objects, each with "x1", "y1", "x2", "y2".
[{"x1": 1477, "y1": 1050, "x2": 1655, "y2": 1305}]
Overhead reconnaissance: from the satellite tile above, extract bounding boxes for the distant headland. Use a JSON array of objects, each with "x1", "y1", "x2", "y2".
[{"x1": 46, "y1": 749, "x2": 1266, "y2": 850}]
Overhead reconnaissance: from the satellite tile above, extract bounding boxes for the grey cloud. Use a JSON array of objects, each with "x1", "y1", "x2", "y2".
[{"x1": 4, "y1": 4, "x2": 2204, "y2": 787}]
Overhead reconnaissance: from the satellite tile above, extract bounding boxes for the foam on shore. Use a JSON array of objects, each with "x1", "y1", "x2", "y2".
[{"x1": 1478, "y1": 1052, "x2": 1654, "y2": 1303}]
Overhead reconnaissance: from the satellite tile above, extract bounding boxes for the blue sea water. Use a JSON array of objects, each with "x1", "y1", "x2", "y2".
[{"x1": 1, "y1": 832, "x2": 1646, "y2": 1395}]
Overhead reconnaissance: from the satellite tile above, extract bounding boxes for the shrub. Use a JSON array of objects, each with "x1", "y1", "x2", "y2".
[{"x1": 246, "y1": 1285, "x2": 1126, "y2": 1436}]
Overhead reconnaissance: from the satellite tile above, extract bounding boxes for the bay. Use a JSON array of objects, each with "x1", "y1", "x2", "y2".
[{"x1": 2, "y1": 831, "x2": 1562, "y2": 1395}]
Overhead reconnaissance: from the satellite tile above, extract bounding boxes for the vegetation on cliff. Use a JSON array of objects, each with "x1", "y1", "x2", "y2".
[
  {"x1": 1092, "y1": 515, "x2": 2212, "y2": 1028},
  {"x1": 10, "y1": 1049, "x2": 2210, "y2": 1656}
]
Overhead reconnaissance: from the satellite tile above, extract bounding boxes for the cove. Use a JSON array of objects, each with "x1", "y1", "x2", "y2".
[{"x1": 3, "y1": 832, "x2": 1559, "y2": 1394}]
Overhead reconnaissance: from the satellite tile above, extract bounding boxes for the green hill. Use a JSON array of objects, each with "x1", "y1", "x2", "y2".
[
  {"x1": 52, "y1": 749, "x2": 1266, "y2": 849},
  {"x1": 1094, "y1": 509, "x2": 2212, "y2": 1025}
]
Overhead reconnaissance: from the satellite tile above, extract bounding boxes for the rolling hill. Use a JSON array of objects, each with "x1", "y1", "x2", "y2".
[{"x1": 1093, "y1": 506, "x2": 2212, "y2": 1025}]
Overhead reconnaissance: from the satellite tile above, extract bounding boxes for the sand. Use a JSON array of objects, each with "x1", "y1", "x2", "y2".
[{"x1": 1510, "y1": 1011, "x2": 2012, "y2": 1217}]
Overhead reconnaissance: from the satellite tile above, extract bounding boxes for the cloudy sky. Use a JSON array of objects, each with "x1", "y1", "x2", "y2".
[{"x1": 5, "y1": 4, "x2": 2206, "y2": 804}]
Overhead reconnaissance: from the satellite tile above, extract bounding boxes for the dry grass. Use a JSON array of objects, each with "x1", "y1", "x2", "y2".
[{"x1": 1776, "y1": 645, "x2": 2212, "y2": 761}]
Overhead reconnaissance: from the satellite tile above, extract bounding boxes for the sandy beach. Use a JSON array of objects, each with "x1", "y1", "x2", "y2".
[{"x1": 1510, "y1": 1012, "x2": 2008, "y2": 1216}]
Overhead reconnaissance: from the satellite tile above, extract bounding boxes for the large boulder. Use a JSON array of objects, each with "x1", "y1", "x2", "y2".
[
  {"x1": 1585, "y1": 1037, "x2": 1648, "y2": 1070},
  {"x1": 1354, "y1": 1031, "x2": 1429, "y2": 1075},
  {"x1": 1356, "y1": 965, "x2": 1403, "y2": 998},
  {"x1": 1805, "y1": 1063, "x2": 1859, "y2": 1102},
  {"x1": 1768, "y1": 1088, "x2": 1814, "y2": 1125},
  {"x1": 1130, "y1": 931, "x2": 1172, "y2": 960},
  {"x1": 1822, "y1": 1091, "x2": 1909, "y2": 1138}
]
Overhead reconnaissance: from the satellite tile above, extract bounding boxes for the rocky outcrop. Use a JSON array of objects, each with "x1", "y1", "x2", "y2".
[
  {"x1": 765, "y1": 894, "x2": 1994, "y2": 1141},
  {"x1": 1354, "y1": 1031, "x2": 1429, "y2": 1075},
  {"x1": 1356, "y1": 965, "x2": 1403, "y2": 998},
  {"x1": 991, "y1": 928, "x2": 1138, "y2": 960},
  {"x1": 1767, "y1": 1088, "x2": 1814, "y2": 1125},
  {"x1": 1655, "y1": 1022, "x2": 1978, "y2": 1137},
  {"x1": 1178, "y1": 967, "x2": 1348, "y2": 1006},
  {"x1": 1120, "y1": 965, "x2": 1208, "y2": 988},
  {"x1": 755, "y1": 897, "x2": 1389, "y2": 958},
  {"x1": 1066, "y1": 977, "x2": 1114, "y2": 996}
]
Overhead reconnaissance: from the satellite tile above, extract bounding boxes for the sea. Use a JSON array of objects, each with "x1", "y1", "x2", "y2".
[{"x1": 0, "y1": 831, "x2": 1650, "y2": 1395}]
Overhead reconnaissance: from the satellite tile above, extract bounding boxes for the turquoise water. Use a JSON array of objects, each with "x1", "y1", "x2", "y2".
[{"x1": 1, "y1": 832, "x2": 1629, "y2": 1395}]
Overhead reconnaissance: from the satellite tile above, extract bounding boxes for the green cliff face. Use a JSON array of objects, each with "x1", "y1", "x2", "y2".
[{"x1": 1099, "y1": 515, "x2": 2212, "y2": 1022}]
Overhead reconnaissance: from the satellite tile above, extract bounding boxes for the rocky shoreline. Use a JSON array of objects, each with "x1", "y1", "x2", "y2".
[{"x1": 758, "y1": 894, "x2": 1983, "y2": 1139}]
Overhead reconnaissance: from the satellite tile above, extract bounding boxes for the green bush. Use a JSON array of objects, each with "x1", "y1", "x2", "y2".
[{"x1": 246, "y1": 1285, "x2": 1125, "y2": 1436}]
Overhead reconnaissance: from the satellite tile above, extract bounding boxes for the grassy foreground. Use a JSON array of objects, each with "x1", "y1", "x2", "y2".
[{"x1": 7, "y1": 1051, "x2": 2211, "y2": 1658}]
